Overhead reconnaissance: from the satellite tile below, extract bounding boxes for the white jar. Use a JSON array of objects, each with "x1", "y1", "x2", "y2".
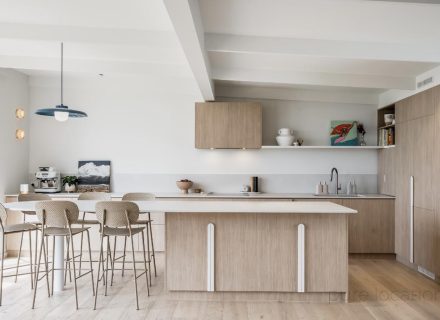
[{"x1": 276, "y1": 128, "x2": 295, "y2": 146}]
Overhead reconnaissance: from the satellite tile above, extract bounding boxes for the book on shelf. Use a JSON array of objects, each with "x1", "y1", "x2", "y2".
[{"x1": 378, "y1": 127, "x2": 395, "y2": 146}]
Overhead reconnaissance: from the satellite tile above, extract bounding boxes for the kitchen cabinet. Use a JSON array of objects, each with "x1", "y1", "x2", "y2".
[
  {"x1": 394, "y1": 85, "x2": 438, "y2": 274},
  {"x1": 195, "y1": 102, "x2": 262, "y2": 149},
  {"x1": 378, "y1": 148, "x2": 396, "y2": 196},
  {"x1": 344, "y1": 199, "x2": 394, "y2": 254},
  {"x1": 294, "y1": 198, "x2": 394, "y2": 253}
]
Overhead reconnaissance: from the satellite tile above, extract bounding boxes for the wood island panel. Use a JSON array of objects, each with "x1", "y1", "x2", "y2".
[{"x1": 166, "y1": 212, "x2": 348, "y2": 294}]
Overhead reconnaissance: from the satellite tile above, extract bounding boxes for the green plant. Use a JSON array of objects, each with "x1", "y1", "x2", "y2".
[{"x1": 62, "y1": 175, "x2": 78, "y2": 186}]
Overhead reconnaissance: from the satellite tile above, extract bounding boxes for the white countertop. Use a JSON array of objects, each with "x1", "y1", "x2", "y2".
[
  {"x1": 3, "y1": 199, "x2": 357, "y2": 214},
  {"x1": 5, "y1": 192, "x2": 395, "y2": 200}
]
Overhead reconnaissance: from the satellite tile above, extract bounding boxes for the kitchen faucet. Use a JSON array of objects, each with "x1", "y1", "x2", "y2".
[{"x1": 330, "y1": 167, "x2": 342, "y2": 194}]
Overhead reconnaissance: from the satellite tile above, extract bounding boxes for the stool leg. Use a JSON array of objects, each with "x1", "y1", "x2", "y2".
[
  {"x1": 141, "y1": 230, "x2": 150, "y2": 296},
  {"x1": 104, "y1": 237, "x2": 110, "y2": 296},
  {"x1": 130, "y1": 234, "x2": 139, "y2": 310},
  {"x1": 111, "y1": 236, "x2": 116, "y2": 286},
  {"x1": 79, "y1": 212, "x2": 85, "y2": 276},
  {"x1": 51, "y1": 236, "x2": 55, "y2": 295},
  {"x1": 148, "y1": 213, "x2": 157, "y2": 277},
  {"x1": 94, "y1": 234, "x2": 105, "y2": 310},
  {"x1": 14, "y1": 228, "x2": 24, "y2": 283},
  {"x1": 86, "y1": 230, "x2": 95, "y2": 297},
  {"x1": 69, "y1": 235, "x2": 79, "y2": 310},
  {"x1": 42, "y1": 236, "x2": 50, "y2": 298},
  {"x1": 145, "y1": 225, "x2": 151, "y2": 285},
  {"x1": 32, "y1": 234, "x2": 45, "y2": 309},
  {"x1": 0, "y1": 234, "x2": 5, "y2": 306},
  {"x1": 121, "y1": 236, "x2": 127, "y2": 277},
  {"x1": 28, "y1": 230, "x2": 34, "y2": 289}
]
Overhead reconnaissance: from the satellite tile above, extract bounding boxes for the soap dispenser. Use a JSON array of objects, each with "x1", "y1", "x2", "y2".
[{"x1": 346, "y1": 181, "x2": 352, "y2": 195}]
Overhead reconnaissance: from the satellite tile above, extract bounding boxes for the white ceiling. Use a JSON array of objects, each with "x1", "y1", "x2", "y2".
[
  {"x1": 1, "y1": 0, "x2": 440, "y2": 100},
  {"x1": 0, "y1": 0, "x2": 198, "y2": 92}
]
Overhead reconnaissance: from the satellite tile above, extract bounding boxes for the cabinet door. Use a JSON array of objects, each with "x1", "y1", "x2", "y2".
[
  {"x1": 411, "y1": 115, "x2": 434, "y2": 210},
  {"x1": 195, "y1": 102, "x2": 262, "y2": 149},
  {"x1": 195, "y1": 102, "x2": 229, "y2": 149},
  {"x1": 394, "y1": 121, "x2": 412, "y2": 260},
  {"x1": 395, "y1": 97, "x2": 411, "y2": 124},
  {"x1": 228, "y1": 102, "x2": 262, "y2": 149},
  {"x1": 378, "y1": 148, "x2": 396, "y2": 196},
  {"x1": 414, "y1": 208, "x2": 436, "y2": 272},
  {"x1": 344, "y1": 199, "x2": 394, "y2": 253}
]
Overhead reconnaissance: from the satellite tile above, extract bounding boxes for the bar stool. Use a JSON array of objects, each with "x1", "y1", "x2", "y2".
[
  {"x1": 0, "y1": 203, "x2": 42, "y2": 306},
  {"x1": 122, "y1": 193, "x2": 157, "y2": 283},
  {"x1": 94, "y1": 201, "x2": 149, "y2": 310},
  {"x1": 16, "y1": 193, "x2": 50, "y2": 286},
  {"x1": 76, "y1": 192, "x2": 111, "y2": 276},
  {"x1": 33, "y1": 201, "x2": 95, "y2": 310}
]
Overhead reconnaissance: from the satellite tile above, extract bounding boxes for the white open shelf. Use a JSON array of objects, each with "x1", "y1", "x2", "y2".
[{"x1": 261, "y1": 145, "x2": 395, "y2": 150}]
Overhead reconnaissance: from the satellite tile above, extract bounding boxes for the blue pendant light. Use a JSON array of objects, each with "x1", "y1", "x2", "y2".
[{"x1": 35, "y1": 42, "x2": 87, "y2": 122}]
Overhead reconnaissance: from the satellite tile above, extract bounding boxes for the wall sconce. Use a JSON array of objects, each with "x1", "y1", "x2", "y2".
[
  {"x1": 16, "y1": 108, "x2": 25, "y2": 119},
  {"x1": 16, "y1": 129, "x2": 25, "y2": 140}
]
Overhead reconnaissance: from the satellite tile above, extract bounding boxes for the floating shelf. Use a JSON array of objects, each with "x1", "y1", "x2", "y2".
[
  {"x1": 378, "y1": 124, "x2": 395, "y2": 130},
  {"x1": 261, "y1": 145, "x2": 389, "y2": 150}
]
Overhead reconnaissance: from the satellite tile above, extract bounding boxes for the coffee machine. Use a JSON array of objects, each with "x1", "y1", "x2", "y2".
[{"x1": 32, "y1": 167, "x2": 61, "y2": 193}]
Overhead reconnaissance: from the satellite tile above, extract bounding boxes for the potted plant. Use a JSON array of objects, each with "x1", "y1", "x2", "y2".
[{"x1": 62, "y1": 176, "x2": 78, "y2": 193}]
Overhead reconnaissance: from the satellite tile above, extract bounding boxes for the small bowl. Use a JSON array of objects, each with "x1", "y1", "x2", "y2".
[{"x1": 176, "y1": 180, "x2": 193, "y2": 194}]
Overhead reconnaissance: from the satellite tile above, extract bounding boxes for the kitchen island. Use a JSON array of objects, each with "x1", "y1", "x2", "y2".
[
  {"x1": 3, "y1": 199, "x2": 356, "y2": 302},
  {"x1": 160, "y1": 200, "x2": 356, "y2": 302}
]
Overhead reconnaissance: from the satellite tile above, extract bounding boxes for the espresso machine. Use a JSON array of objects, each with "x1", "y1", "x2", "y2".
[{"x1": 32, "y1": 167, "x2": 61, "y2": 193}]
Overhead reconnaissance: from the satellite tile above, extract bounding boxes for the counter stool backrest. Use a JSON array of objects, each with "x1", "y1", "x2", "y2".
[
  {"x1": 18, "y1": 193, "x2": 51, "y2": 215},
  {"x1": 36, "y1": 201, "x2": 79, "y2": 228},
  {"x1": 18, "y1": 193, "x2": 51, "y2": 202},
  {"x1": 96, "y1": 201, "x2": 139, "y2": 228},
  {"x1": 122, "y1": 193, "x2": 156, "y2": 201},
  {"x1": 78, "y1": 192, "x2": 111, "y2": 200},
  {"x1": 0, "y1": 204, "x2": 7, "y2": 231}
]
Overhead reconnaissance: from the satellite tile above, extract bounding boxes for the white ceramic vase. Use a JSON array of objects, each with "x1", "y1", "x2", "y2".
[{"x1": 276, "y1": 128, "x2": 295, "y2": 146}]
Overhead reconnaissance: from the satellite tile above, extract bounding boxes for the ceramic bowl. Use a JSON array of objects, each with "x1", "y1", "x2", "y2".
[
  {"x1": 276, "y1": 135, "x2": 295, "y2": 146},
  {"x1": 176, "y1": 180, "x2": 193, "y2": 193}
]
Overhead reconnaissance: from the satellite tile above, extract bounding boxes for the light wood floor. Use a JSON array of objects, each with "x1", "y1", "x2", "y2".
[{"x1": 1, "y1": 254, "x2": 440, "y2": 320}]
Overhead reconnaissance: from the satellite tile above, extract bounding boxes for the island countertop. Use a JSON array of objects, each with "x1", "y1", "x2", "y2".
[{"x1": 3, "y1": 199, "x2": 357, "y2": 214}]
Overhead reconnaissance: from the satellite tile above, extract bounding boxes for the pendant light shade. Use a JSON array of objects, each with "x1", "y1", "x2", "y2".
[{"x1": 35, "y1": 43, "x2": 88, "y2": 121}]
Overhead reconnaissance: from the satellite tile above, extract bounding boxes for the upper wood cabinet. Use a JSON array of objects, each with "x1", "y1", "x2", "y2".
[{"x1": 195, "y1": 102, "x2": 262, "y2": 149}]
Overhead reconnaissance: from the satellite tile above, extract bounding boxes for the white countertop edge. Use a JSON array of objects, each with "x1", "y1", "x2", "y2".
[{"x1": 2, "y1": 200, "x2": 357, "y2": 214}]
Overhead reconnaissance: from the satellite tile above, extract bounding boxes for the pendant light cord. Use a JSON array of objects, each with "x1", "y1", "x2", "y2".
[{"x1": 61, "y1": 42, "x2": 63, "y2": 106}]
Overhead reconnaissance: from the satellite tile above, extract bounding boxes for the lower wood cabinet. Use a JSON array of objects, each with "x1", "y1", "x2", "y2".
[
  {"x1": 166, "y1": 212, "x2": 348, "y2": 293},
  {"x1": 296, "y1": 198, "x2": 395, "y2": 254},
  {"x1": 344, "y1": 199, "x2": 395, "y2": 253}
]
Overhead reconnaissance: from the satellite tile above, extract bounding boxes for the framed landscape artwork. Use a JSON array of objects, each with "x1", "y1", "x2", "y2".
[
  {"x1": 77, "y1": 160, "x2": 111, "y2": 192},
  {"x1": 330, "y1": 121, "x2": 359, "y2": 146}
]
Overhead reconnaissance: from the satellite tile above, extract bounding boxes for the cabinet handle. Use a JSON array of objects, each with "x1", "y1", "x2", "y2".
[
  {"x1": 297, "y1": 223, "x2": 305, "y2": 293},
  {"x1": 207, "y1": 223, "x2": 215, "y2": 292},
  {"x1": 409, "y1": 176, "x2": 414, "y2": 264}
]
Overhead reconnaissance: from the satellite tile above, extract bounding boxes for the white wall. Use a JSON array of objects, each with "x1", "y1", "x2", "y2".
[
  {"x1": 27, "y1": 73, "x2": 379, "y2": 193},
  {"x1": 0, "y1": 69, "x2": 29, "y2": 197}
]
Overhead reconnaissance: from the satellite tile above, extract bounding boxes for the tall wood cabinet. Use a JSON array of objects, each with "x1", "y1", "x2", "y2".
[
  {"x1": 394, "y1": 85, "x2": 438, "y2": 275},
  {"x1": 195, "y1": 102, "x2": 262, "y2": 149}
]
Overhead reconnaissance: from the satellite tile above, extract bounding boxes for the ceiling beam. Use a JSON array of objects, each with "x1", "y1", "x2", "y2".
[
  {"x1": 163, "y1": 0, "x2": 214, "y2": 101},
  {"x1": 206, "y1": 33, "x2": 440, "y2": 63},
  {"x1": 0, "y1": 22, "x2": 177, "y2": 47},
  {"x1": 212, "y1": 67, "x2": 415, "y2": 90},
  {"x1": 0, "y1": 55, "x2": 191, "y2": 78}
]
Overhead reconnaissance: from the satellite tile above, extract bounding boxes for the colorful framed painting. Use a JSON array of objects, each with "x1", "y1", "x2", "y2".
[
  {"x1": 77, "y1": 160, "x2": 111, "y2": 192},
  {"x1": 330, "y1": 121, "x2": 359, "y2": 146}
]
